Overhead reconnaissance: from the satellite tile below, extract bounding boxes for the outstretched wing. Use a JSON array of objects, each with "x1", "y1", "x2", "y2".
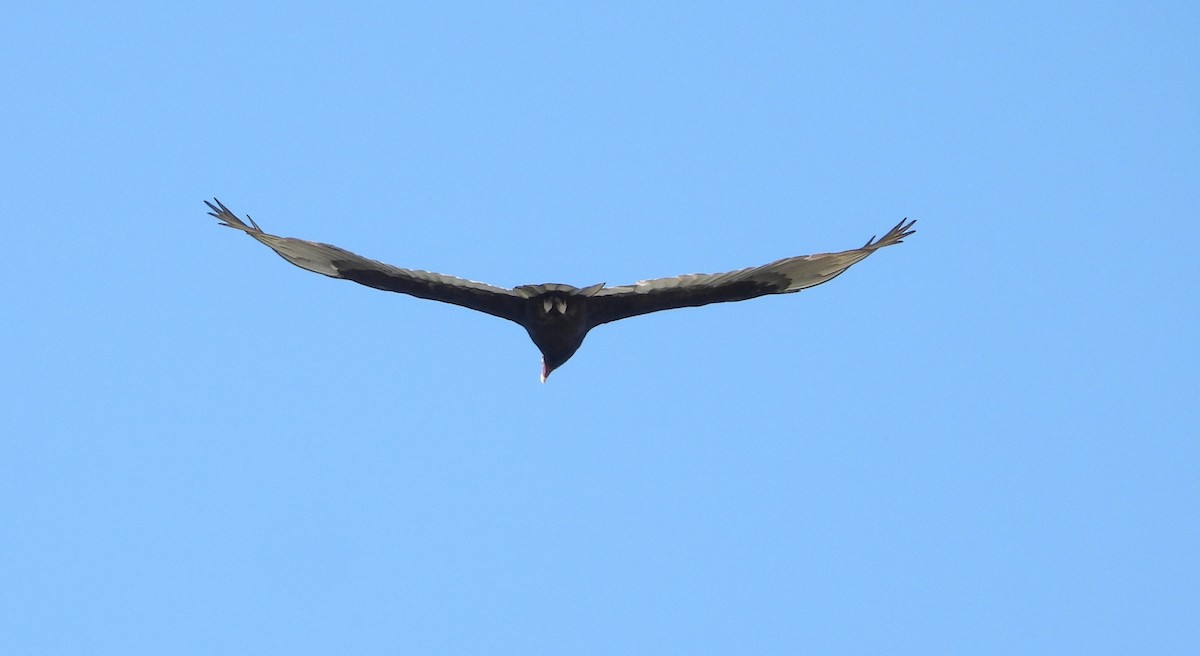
[
  {"x1": 206, "y1": 199, "x2": 525, "y2": 322},
  {"x1": 587, "y1": 219, "x2": 915, "y2": 326}
]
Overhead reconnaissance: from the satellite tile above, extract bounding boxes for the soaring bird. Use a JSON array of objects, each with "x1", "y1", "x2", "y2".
[{"x1": 205, "y1": 199, "x2": 914, "y2": 381}]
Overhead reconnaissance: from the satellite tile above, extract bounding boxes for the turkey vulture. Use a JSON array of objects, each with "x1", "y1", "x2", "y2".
[{"x1": 205, "y1": 199, "x2": 914, "y2": 381}]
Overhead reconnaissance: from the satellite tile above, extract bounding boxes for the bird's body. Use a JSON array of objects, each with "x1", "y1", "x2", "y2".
[{"x1": 205, "y1": 199, "x2": 915, "y2": 380}]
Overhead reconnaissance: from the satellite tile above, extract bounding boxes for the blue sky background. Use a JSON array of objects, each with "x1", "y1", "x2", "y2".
[{"x1": 2, "y1": 2, "x2": 1196, "y2": 654}]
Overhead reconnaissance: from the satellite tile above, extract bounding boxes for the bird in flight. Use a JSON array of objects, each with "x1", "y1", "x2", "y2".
[{"x1": 205, "y1": 199, "x2": 914, "y2": 381}]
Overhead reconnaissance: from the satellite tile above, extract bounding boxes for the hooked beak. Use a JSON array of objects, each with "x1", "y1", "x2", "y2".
[{"x1": 540, "y1": 360, "x2": 550, "y2": 384}]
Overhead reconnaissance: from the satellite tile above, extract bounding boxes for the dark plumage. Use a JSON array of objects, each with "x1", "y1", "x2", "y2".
[{"x1": 205, "y1": 199, "x2": 915, "y2": 381}]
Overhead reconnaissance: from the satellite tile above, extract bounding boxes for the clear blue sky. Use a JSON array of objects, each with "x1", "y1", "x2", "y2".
[{"x1": 2, "y1": 2, "x2": 1196, "y2": 654}]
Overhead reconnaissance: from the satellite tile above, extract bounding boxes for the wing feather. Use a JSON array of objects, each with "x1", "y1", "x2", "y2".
[
  {"x1": 588, "y1": 219, "x2": 915, "y2": 326},
  {"x1": 205, "y1": 199, "x2": 525, "y2": 322}
]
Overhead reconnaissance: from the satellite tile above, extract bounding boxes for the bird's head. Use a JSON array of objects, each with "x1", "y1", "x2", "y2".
[
  {"x1": 536, "y1": 325, "x2": 586, "y2": 383},
  {"x1": 539, "y1": 349, "x2": 578, "y2": 383}
]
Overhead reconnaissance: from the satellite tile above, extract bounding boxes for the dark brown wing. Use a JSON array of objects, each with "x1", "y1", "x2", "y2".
[
  {"x1": 587, "y1": 219, "x2": 915, "y2": 326},
  {"x1": 206, "y1": 199, "x2": 525, "y2": 322}
]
